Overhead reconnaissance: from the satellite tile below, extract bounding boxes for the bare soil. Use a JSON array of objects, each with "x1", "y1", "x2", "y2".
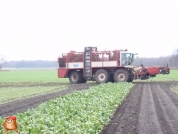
[
  {"x1": 0, "y1": 82, "x2": 68, "y2": 88},
  {"x1": 101, "y1": 81, "x2": 178, "y2": 134},
  {"x1": 0, "y1": 83, "x2": 97, "y2": 117}
]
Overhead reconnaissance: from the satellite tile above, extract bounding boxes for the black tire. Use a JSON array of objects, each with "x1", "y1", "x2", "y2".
[
  {"x1": 161, "y1": 70, "x2": 166, "y2": 75},
  {"x1": 109, "y1": 75, "x2": 115, "y2": 83},
  {"x1": 114, "y1": 69, "x2": 129, "y2": 82},
  {"x1": 95, "y1": 69, "x2": 110, "y2": 84},
  {"x1": 127, "y1": 76, "x2": 134, "y2": 82},
  {"x1": 81, "y1": 77, "x2": 87, "y2": 83},
  {"x1": 69, "y1": 71, "x2": 82, "y2": 84}
]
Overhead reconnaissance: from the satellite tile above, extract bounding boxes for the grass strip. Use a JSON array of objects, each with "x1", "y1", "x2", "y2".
[
  {"x1": 0, "y1": 70, "x2": 69, "y2": 83},
  {"x1": 0, "y1": 85, "x2": 67, "y2": 105},
  {"x1": 0, "y1": 82, "x2": 133, "y2": 134},
  {"x1": 170, "y1": 86, "x2": 178, "y2": 95},
  {"x1": 134, "y1": 70, "x2": 178, "y2": 82}
]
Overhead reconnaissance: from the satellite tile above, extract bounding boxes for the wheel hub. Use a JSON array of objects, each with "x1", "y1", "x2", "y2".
[
  {"x1": 98, "y1": 73, "x2": 106, "y2": 81},
  {"x1": 117, "y1": 73, "x2": 125, "y2": 81},
  {"x1": 71, "y1": 75, "x2": 77, "y2": 81}
]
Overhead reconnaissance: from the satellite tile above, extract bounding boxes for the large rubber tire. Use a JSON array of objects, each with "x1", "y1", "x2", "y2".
[
  {"x1": 127, "y1": 76, "x2": 134, "y2": 82},
  {"x1": 109, "y1": 75, "x2": 115, "y2": 83},
  {"x1": 69, "y1": 71, "x2": 82, "y2": 84},
  {"x1": 161, "y1": 70, "x2": 166, "y2": 75},
  {"x1": 81, "y1": 77, "x2": 87, "y2": 83},
  {"x1": 95, "y1": 69, "x2": 110, "y2": 84},
  {"x1": 114, "y1": 69, "x2": 129, "y2": 82}
]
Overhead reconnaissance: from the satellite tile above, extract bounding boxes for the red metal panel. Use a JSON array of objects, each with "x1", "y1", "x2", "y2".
[
  {"x1": 117, "y1": 51, "x2": 119, "y2": 66},
  {"x1": 58, "y1": 68, "x2": 68, "y2": 78},
  {"x1": 83, "y1": 52, "x2": 85, "y2": 76},
  {"x1": 146, "y1": 67, "x2": 160, "y2": 75},
  {"x1": 102, "y1": 52, "x2": 103, "y2": 67}
]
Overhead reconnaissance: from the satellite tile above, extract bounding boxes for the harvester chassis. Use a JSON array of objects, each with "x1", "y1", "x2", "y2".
[
  {"x1": 57, "y1": 46, "x2": 170, "y2": 84},
  {"x1": 68, "y1": 68, "x2": 134, "y2": 84}
]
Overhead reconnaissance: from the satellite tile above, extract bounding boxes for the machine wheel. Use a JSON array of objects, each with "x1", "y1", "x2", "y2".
[
  {"x1": 109, "y1": 75, "x2": 115, "y2": 83},
  {"x1": 69, "y1": 71, "x2": 82, "y2": 84},
  {"x1": 95, "y1": 69, "x2": 110, "y2": 84},
  {"x1": 127, "y1": 76, "x2": 134, "y2": 82},
  {"x1": 161, "y1": 70, "x2": 166, "y2": 75},
  {"x1": 81, "y1": 77, "x2": 87, "y2": 83},
  {"x1": 114, "y1": 69, "x2": 129, "y2": 82}
]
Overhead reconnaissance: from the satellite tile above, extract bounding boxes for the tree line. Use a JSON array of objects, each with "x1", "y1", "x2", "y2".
[
  {"x1": 2, "y1": 60, "x2": 57, "y2": 68},
  {"x1": 133, "y1": 50, "x2": 178, "y2": 68},
  {"x1": 1, "y1": 51, "x2": 178, "y2": 69}
]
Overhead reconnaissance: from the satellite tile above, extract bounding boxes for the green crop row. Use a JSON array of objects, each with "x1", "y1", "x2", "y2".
[{"x1": 0, "y1": 82, "x2": 133, "y2": 134}]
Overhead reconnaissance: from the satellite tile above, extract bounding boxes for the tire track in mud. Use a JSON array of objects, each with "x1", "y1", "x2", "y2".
[
  {"x1": 101, "y1": 84, "x2": 144, "y2": 134},
  {"x1": 0, "y1": 83, "x2": 97, "y2": 117},
  {"x1": 152, "y1": 84, "x2": 178, "y2": 134},
  {"x1": 0, "y1": 82, "x2": 68, "y2": 88},
  {"x1": 137, "y1": 84, "x2": 163, "y2": 134},
  {"x1": 160, "y1": 83, "x2": 178, "y2": 108},
  {"x1": 102, "y1": 83, "x2": 178, "y2": 134}
]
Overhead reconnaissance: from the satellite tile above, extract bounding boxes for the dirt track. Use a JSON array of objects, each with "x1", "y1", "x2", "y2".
[
  {"x1": 0, "y1": 83, "x2": 97, "y2": 117},
  {"x1": 101, "y1": 82, "x2": 178, "y2": 134}
]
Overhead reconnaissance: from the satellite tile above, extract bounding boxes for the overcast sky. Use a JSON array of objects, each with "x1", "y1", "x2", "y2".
[{"x1": 0, "y1": 0, "x2": 178, "y2": 61}]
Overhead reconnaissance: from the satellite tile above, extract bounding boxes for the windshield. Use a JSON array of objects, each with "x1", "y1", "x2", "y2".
[{"x1": 121, "y1": 53, "x2": 134, "y2": 66}]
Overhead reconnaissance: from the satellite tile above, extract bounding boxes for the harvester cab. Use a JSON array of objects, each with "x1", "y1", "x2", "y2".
[{"x1": 120, "y1": 51, "x2": 135, "y2": 67}]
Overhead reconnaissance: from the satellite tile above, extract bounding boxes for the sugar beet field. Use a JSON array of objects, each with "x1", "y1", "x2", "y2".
[{"x1": 0, "y1": 70, "x2": 178, "y2": 134}]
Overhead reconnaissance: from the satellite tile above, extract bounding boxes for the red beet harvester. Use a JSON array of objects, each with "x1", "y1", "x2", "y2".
[{"x1": 57, "y1": 46, "x2": 170, "y2": 84}]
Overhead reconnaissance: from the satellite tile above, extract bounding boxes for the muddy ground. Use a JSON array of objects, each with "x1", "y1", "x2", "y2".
[
  {"x1": 102, "y1": 81, "x2": 178, "y2": 134},
  {"x1": 1, "y1": 81, "x2": 178, "y2": 134},
  {"x1": 0, "y1": 83, "x2": 97, "y2": 117}
]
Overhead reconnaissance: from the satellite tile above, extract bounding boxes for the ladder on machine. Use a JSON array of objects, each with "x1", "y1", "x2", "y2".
[{"x1": 84, "y1": 47, "x2": 92, "y2": 79}]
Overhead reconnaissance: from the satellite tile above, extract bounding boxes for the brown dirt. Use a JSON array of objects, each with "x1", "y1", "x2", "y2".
[
  {"x1": 0, "y1": 83, "x2": 97, "y2": 117},
  {"x1": 0, "y1": 82, "x2": 68, "y2": 88},
  {"x1": 101, "y1": 82, "x2": 178, "y2": 134}
]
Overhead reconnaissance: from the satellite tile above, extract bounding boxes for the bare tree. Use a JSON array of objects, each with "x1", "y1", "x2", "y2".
[
  {"x1": 0, "y1": 55, "x2": 5, "y2": 70},
  {"x1": 169, "y1": 48, "x2": 178, "y2": 67}
]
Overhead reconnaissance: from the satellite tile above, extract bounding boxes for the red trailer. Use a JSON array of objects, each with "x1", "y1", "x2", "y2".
[
  {"x1": 133, "y1": 64, "x2": 170, "y2": 80},
  {"x1": 57, "y1": 46, "x2": 170, "y2": 84}
]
